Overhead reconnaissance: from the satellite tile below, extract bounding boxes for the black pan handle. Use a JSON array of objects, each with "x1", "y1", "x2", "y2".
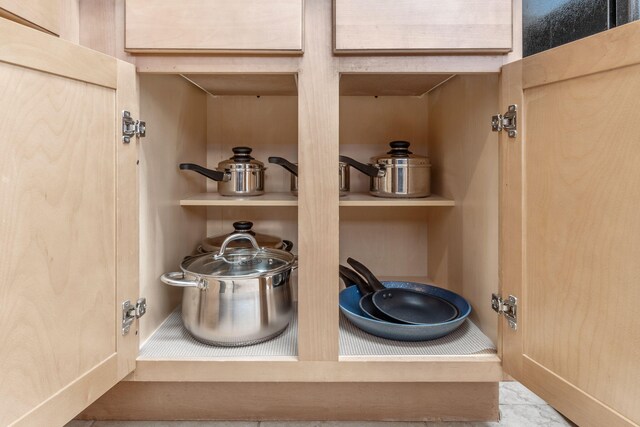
[
  {"x1": 179, "y1": 163, "x2": 227, "y2": 182},
  {"x1": 282, "y1": 239, "x2": 294, "y2": 252},
  {"x1": 347, "y1": 257, "x2": 386, "y2": 292},
  {"x1": 339, "y1": 265, "x2": 371, "y2": 296},
  {"x1": 339, "y1": 155, "x2": 380, "y2": 178},
  {"x1": 268, "y1": 157, "x2": 299, "y2": 177}
]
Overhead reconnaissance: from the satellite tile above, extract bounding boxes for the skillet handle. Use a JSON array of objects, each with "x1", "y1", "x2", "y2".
[
  {"x1": 347, "y1": 257, "x2": 386, "y2": 292},
  {"x1": 160, "y1": 272, "x2": 207, "y2": 289},
  {"x1": 339, "y1": 265, "x2": 371, "y2": 296}
]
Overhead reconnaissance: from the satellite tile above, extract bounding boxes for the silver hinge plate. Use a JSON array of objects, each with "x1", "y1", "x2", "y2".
[
  {"x1": 491, "y1": 104, "x2": 517, "y2": 138},
  {"x1": 122, "y1": 110, "x2": 146, "y2": 143},
  {"x1": 492, "y1": 293, "x2": 518, "y2": 330},
  {"x1": 122, "y1": 297, "x2": 147, "y2": 335}
]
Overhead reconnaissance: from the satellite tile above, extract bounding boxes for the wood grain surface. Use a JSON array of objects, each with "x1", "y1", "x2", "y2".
[
  {"x1": 334, "y1": 0, "x2": 512, "y2": 53},
  {"x1": 0, "y1": 58, "x2": 116, "y2": 425},
  {"x1": 522, "y1": 61, "x2": 640, "y2": 426},
  {"x1": 125, "y1": 0, "x2": 303, "y2": 52},
  {"x1": 0, "y1": 0, "x2": 61, "y2": 35},
  {"x1": 79, "y1": 381, "x2": 499, "y2": 421},
  {"x1": 138, "y1": 74, "x2": 208, "y2": 344},
  {"x1": 427, "y1": 75, "x2": 500, "y2": 345}
]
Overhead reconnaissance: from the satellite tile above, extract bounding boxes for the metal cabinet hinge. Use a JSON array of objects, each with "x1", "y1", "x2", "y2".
[
  {"x1": 491, "y1": 104, "x2": 517, "y2": 138},
  {"x1": 122, "y1": 110, "x2": 146, "y2": 143},
  {"x1": 492, "y1": 293, "x2": 517, "y2": 330},
  {"x1": 122, "y1": 298, "x2": 147, "y2": 335}
]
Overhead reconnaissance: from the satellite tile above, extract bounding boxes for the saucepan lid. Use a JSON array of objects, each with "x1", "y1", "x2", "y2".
[
  {"x1": 371, "y1": 141, "x2": 430, "y2": 167},
  {"x1": 182, "y1": 234, "x2": 296, "y2": 279},
  {"x1": 201, "y1": 221, "x2": 292, "y2": 252}
]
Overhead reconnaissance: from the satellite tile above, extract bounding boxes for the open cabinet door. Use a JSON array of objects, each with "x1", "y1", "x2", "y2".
[
  {"x1": 500, "y1": 22, "x2": 640, "y2": 427},
  {"x1": 0, "y1": 18, "x2": 139, "y2": 426}
]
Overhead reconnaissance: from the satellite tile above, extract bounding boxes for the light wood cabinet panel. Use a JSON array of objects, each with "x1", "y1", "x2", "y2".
[
  {"x1": 502, "y1": 22, "x2": 640, "y2": 427},
  {"x1": 334, "y1": 0, "x2": 512, "y2": 53},
  {"x1": 0, "y1": 19, "x2": 137, "y2": 426},
  {"x1": 0, "y1": 0, "x2": 61, "y2": 35},
  {"x1": 125, "y1": 0, "x2": 303, "y2": 53}
]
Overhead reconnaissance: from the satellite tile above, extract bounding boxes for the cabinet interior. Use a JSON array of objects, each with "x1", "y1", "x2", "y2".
[
  {"x1": 339, "y1": 73, "x2": 500, "y2": 347},
  {"x1": 138, "y1": 72, "x2": 499, "y2": 361}
]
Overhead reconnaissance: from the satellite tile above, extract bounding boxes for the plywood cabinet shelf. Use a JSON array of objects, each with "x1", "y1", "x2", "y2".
[
  {"x1": 339, "y1": 193, "x2": 454, "y2": 207},
  {"x1": 180, "y1": 192, "x2": 298, "y2": 207}
]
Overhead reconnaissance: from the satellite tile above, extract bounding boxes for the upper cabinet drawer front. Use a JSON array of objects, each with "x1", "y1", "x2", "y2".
[
  {"x1": 125, "y1": 0, "x2": 303, "y2": 53},
  {"x1": 0, "y1": 0, "x2": 61, "y2": 35},
  {"x1": 334, "y1": 0, "x2": 512, "y2": 53}
]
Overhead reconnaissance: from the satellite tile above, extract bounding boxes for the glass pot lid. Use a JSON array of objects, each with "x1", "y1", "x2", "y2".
[
  {"x1": 183, "y1": 234, "x2": 296, "y2": 279},
  {"x1": 371, "y1": 141, "x2": 430, "y2": 167},
  {"x1": 201, "y1": 221, "x2": 287, "y2": 252},
  {"x1": 217, "y1": 147, "x2": 265, "y2": 170}
]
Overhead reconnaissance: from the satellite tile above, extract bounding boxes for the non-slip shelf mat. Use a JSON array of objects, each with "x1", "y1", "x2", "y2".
[
  {"x1": 339, "y1": 313, "x2": 496, "y2": 356},
  {"x1": 139, "y1": 307, "x2": 496, "y2": 359},
  {"x1": 139, "y1": 307, "x2": 298, "y2": 359}
]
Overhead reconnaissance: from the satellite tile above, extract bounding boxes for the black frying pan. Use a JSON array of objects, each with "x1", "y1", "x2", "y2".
[
  {"x1": 339, "y1": 265, "x2": 399, "y2": 323},
  {"x1": 347, "y1": 257, "x2": 458, "y2": 325}
]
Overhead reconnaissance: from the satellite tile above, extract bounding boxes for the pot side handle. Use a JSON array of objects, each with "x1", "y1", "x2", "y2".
[{"x1": 160, "y1": 272, "x2": 206, "y2": 289}]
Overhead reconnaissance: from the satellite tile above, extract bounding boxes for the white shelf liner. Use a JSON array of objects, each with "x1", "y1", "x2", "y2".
[
  {"x1": 139, "y1": 307, "x2": 298, "y2": 359},
  {"x1": 339, "y1": 313, "x2": 496, "y2": 356},
  {"x1": 139, "y1": 306, "x2": 496, "y2": 360}
]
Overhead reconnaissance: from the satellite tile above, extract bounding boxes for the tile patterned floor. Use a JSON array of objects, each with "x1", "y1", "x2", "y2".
[{"x1": 66, "y1": 382, "x2": 575, "y2": 427}]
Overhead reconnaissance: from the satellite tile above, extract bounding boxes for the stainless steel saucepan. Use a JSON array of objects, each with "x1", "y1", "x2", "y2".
[
  {"x1": 340, "y1": 141, "x2": 431, "y2": 198},
  {"x1": 268, "y1": 156, "x2": 350, "y2": 196},
  {"x1": 180, "y1": 147, "x2": 265, "y2": 196},
  {"x1": 161, "y1": 234, "x2": 296, "y2": 346}
]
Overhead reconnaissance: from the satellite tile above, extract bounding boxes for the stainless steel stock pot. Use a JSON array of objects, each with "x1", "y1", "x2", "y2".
[{"x1": 161, "y1": 234, "x2": 296, "y2": 346}]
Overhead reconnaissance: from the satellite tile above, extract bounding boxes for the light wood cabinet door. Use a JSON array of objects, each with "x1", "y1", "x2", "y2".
[
  {"x1": 0, "y1": 19, "x2": 139, "y2": 426},
  {"x1": 0, "y1": 0, "x2": 61, "y2": 35},
  {"x1": 334, "y1": 0, "x2": 511, "y2": 53},
  {"x1": 500, "y1": 22, "x2": 640, "y2": 427},
  {"x1": 125, "y1": 0, "x2": 304, "y2": 53}
]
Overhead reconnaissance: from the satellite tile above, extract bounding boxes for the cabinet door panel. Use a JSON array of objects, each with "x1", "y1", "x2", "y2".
[
  {"x1": 0, "y1": 0, "x2": 61, "y2": 35},
  {"x1": 501, "y1": 22, "x2": 640, "y2": 427},
  {"x1": 0, "y1": 19, "x2": 138, "y2": 426},
  {"x1": 125, "y1": 0, "x2": 303, "y2": 53},
  {"x1": 334, "y1": 0, "x2": 512, "y2": 53}
]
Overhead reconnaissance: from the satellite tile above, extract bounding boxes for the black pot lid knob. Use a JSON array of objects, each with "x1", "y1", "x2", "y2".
[
  {"x1": 231, "y1": 146, "x2": 254, "y2": 162},
  {"x1": 387, "y1": 140, "x2": 413, "y2": 156},
  {"x1": 233, "y1": 221, "x2": 254, "y2": 231}
]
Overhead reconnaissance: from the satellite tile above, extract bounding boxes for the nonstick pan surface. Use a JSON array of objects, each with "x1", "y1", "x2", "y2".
[
  {"x1": 372, "y1": 288, "x2": 458, "y2": 324},
  {"x1": 339, "y1": 281, "x2": 471, "y2": 341}
]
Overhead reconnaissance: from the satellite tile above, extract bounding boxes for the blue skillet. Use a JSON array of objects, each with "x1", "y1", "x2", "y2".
[{"x1": 338, "y1": 279, "x2": 471, "y2": 341}]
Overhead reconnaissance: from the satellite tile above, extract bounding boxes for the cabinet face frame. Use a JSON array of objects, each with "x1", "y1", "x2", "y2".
[
  {"x1": 500, "y1": 21, "x2": 640, "y2": 427},
  {"x1": 0, "y1": 18, "x2": 139, "y2": 426}
]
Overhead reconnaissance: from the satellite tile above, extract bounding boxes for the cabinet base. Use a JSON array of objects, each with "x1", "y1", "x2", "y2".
[{"x1": 78, "y1": 381, "x2": 498, "y2": 422}]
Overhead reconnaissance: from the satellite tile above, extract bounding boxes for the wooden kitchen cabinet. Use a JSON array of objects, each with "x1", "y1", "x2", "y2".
[
  {"x1": 124, "y1": 0, "x2": 304, "y2": 53},
  {"x1": 333, "y1": 0, "x2": 512, "y2": 53},
  {"x1": 0, "y1": 0, "x2": 61, "y2": 35},
  {"x1": 1, "y1": 2, "x2": 640, "y2": 425}
]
